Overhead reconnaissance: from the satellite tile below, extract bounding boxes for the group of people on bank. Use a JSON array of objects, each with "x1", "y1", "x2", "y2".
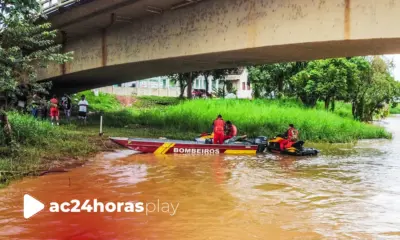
[
  {"x1": 212, "y1": 114, "x2": 299, "y2": 150},
  {"x1": 29, "y1": 93, "x2": 89, "y2": 125}
]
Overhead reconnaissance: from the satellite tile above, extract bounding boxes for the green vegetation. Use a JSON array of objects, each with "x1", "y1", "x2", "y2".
[
  {"x1": 316, "y1": 101, "x2": 353, "y2": 119},
  {"x1": 391, "y1": 106, "x2": 400, "y2": 114},
  {"x1": 75, "y1": 90, "x2": 122, "y2": 111},
  {"x1": 0, "y1": 113, "x2": 97, "y2": 187},
  {"x1": 129, "y1": 99, "x2": 390, "y2": 143},
  {"x1": 248, "y1": 57, "x2": 400, "y2": 121},
  {"x1": 82, "y1": 94, "x2": 385, "y2": 143},
  {"x1": 169, "y1": 68, "x2": 238, "y2": 98},
  {"x1": 1, "y1": 0, "x2": 398, "y2": 188},
  {"x1": 0, "y1": 110, "x2": 203, "y2": 187},
  {"x1": 0, "y1": 0, "x2": 72, "y2": 108},
  {"x1": 133, "y1": 96, "x2": 182, "y2": 108}
]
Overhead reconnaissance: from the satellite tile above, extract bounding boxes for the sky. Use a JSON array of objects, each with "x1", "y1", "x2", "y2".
[{"x1": 384, "y1": 54, "x2": 400, "y2": 81}]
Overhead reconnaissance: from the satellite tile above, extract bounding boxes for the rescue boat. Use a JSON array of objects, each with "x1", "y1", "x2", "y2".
[{"x1": 110, "y1": 137, "x2": 265, "y2": 155}]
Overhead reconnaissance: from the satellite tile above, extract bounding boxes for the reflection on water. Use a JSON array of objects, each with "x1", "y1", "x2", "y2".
[{"x1": 1, "y1": 117, "x2": 400, "y2": 239}]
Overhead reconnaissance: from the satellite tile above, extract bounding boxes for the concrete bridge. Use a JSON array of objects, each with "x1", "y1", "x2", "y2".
[{"x1": 39, "y1": 0, "x2": 400, "y2": 93}]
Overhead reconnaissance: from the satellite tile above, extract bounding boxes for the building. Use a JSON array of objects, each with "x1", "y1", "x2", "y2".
[{"x1": 97, "y1": 68, "x2": 252, "y2": 99}]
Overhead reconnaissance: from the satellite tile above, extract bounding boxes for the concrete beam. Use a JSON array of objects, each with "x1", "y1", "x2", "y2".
[{"x1": 38, "y1": 0, "x2": 400, "y2": 93}]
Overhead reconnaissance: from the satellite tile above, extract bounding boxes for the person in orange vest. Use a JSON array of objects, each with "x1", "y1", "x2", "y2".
[
  {"x1": 213, "y1": 114, "x2": 225, "y2": 144},
  {"x1": 224, "y1": 121, "x2": 237, "y2": 142},
  {"x1": 280, "y1": 124, "x2": 299, "y2": 150},
  {"x1": 49, "y1": 95, "x2": 60, "y2": 126}
]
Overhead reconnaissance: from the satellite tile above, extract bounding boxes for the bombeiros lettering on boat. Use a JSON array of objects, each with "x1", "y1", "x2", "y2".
[{"x1": 173, "y1": 148, "x2": 220, "y2": 154}]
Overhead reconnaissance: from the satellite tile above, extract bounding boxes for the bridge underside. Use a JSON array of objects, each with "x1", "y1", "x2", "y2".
[
  {"x1": 38, "y1": 0, "x2": 400, "y2": 94},
  {"x1": 48, "y1": 38, "x2": 400, "y2": 94}
]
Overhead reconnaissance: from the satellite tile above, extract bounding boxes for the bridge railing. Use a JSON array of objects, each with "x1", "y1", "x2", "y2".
[{"x1": 40, "y1": 0, "x2": 80, "y2": 14}]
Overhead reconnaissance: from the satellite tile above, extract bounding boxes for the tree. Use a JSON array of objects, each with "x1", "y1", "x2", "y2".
[
  {"x1": 186, "y1": 71, "x2": 200, "y2": 99},
  {"x1": 290, "y1": 67, "x2": 323, "y2": 107},
  {"x1": 0, "y1": 0, "x2": 40, "y2": 24},
  {"x1": 168, "y1": 73, "x2": 187, "y2": 98},
  {"x1": 348, "y1": 56, "x2": 398, "y2": 121},
  {"x1": 0, "y1": 0, "x2": 72, "y2": 144},
  {"x1": 211, "y1": 68, "x2": 237, "y2": 98},
  {"x1": 168, "y1": 71, "x2": 200, "y2": 99},
  {"x1": 318, "y1": 59, "x2": 356, "y2": 111},
  {"x1": 1, "y1": 1, "x2": 73, "y2": 108},
  {"x1": 200, "y1": 70, "x2": 212, "y2": 94},
  {"x1": 290, "y1": 58, "x2": 362, "y2": 110},
  {"x1": 247, "y1": 62, "x2": 306, "y2": 98}
]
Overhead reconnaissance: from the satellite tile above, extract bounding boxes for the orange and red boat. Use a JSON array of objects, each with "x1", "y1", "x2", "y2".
[{"x1": 110, "y1": 137, "x2": 261, "y2": 155}]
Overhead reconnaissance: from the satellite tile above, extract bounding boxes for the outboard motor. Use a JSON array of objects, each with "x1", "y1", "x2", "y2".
[{"x1": 254, "y1": 136, "x2": 268, "y2": 153}]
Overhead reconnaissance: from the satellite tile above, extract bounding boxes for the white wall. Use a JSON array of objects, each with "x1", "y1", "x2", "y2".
[
  {"x1": 237, "y1": 69, "x2": 252, "y2": 99},
  {"x1": 97, "y1": 86, "x2": 182, "y2": 97},
  {"x1": 97, "y1": 68, "x2": 252, "y2": 98}
]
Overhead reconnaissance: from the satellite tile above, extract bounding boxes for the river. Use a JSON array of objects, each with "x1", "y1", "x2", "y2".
[{"x1": 1, "y1": 116, "x2": 400, "y2": 240}]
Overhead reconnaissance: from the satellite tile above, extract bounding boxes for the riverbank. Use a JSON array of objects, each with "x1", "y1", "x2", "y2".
[
  {"x1": 77, "y1": 92, "x2": 391, "y2": 142},
  {"x1": 0, "y1": 112, "x2": 198, "y2": 187},
  {"x1": 3, "y1": 116, "x2": 400, "y2": 240},
  {"x1": 0, "y1": 94, "x2": 392, "y2": 187}
]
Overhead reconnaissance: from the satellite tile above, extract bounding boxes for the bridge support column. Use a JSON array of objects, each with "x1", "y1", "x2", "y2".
[
  {"x1": 101, "y1": 13, "x2": 116, "y2": 67},
  {"x1": 101, "y1": 28, "x2": 107, "y2": 67}
]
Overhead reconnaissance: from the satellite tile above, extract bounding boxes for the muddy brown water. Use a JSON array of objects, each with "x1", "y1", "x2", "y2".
[{"x1": 1, "y1": 116, "x2": 400, "y2": 239}]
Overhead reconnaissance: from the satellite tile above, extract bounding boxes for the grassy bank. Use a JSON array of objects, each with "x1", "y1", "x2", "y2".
[
  {"x1": 0, "y1": 111, "x2": 197, "y2": 187},
  {"x1": 76, "y1": 92, "x2": 388, "y2": 142},
  {"x1": 0, "y1": 112, "x2": 98, "y2": 187},
  {"x1": 73, "y1": 90, "x2": 123, "y2": 111},
  {"x1": 133, "y1": 96, "x2": 182, "y2": 108},
  {"x1": 69, "y1": 92, "x2": 391, "y2": 142},
  {"x1": 0, "y1": 94, "x2": 393, "y2": 186},
  {"x1": 129, "y1": 99, "x2": 389, "y2": 142}
]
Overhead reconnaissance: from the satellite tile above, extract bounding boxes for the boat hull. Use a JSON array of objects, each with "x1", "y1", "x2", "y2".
[{"x1": 110, "y1": 137, "x2": 258, "y2": 155}]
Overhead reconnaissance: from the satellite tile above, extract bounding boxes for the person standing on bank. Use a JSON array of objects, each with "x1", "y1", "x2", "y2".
[
  {"x1": 61, "y1": 94, "x2": 72, "y2": 122},
  {"x1": 29, "y1": 93, "x2": 41, "y2": 118},
  {"x1": 49, "y1": 95, "x2": 60, "y2": 126},
  {"x1": 78, "y1": 95, "x2": 89, "y2": 125}
]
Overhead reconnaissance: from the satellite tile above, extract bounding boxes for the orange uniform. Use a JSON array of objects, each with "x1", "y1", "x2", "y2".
[
  {"x1": 280, "y1": 127, "x2": 299, "y2": 150},
  {"x1": 50, "y1": 98, "x2": 59, "y2": 117},
  {"x1": 213, "y1": 118, "x2": 225, "y2": 144},
  {"x1": 224, "y1": 124, "x2": 237, "y2": 141}
]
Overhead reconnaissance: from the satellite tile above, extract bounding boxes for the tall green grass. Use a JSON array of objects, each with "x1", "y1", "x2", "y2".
[
  {"x1": 131, "y1": 99, "x2": 390, "y2": 142},
  {"x1": 0, "y1": 112, "x2": 97, "y2": 186},
  {"x1": 134, "y1": 96, "x2": 182, "y2": 108},
  {"x1": 71, "y1": 93, "x2": 388, "y2": 142},
  {"x1": 315, "y1": 101, "x2": 353, "y2": 119},
  {"x1": 73, "y1": 90, "x2": 122, "y2": 111},
  {"x1": 390, "y1": 105, "x2": 400, "y2": 114}
]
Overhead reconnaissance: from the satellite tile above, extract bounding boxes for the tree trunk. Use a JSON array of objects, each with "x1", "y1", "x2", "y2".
[
  {"x1": 277, "y1": 76, "x2": 284, "y2": 98},
  {"x1": 178, "y1": 79, "x2": 186, "y2": 99},
  {"x1": 352, "y1": 101, "x2": 357, "y2": 119},
  {"x1": 324, "y1": 97, "x2": 330, "y2": 110},
  {"x1": 300, "y1": 95, "x2": 317, "y2": 108},
  {"x1": 0, "y1": 112, "x2": 12, "y2": 145},
  {"x1": 204, "y1": 73, "x2": 210, "y2": 94},
  {"x1": 222, "y1": 81, "x2": 226, "y2": 98},
  {"x1": 187, "y1": 72, "x2": 193, "y2": 99},
  {"x1": 358, "y1": 98, "x2": 365, "y2": 121},
  {"x1": 253, "y1": 84, "x2": 261, "y2": 98},
  {"x1": 330, "y1": 99, "x2": 336, "y2": 112}
]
